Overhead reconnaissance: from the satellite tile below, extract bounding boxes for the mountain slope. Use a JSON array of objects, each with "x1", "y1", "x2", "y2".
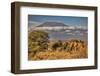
[{"x1": 37, "y1": 22, "x2": 69, "y2": 27}]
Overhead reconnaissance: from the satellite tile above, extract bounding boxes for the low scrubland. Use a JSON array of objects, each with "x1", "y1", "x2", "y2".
[{"x1": 28, "y1": 30, "x2": 88, "y2": 60}]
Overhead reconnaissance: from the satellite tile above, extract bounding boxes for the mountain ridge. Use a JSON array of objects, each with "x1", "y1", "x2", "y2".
[{"x1": 37, "y1": 22, "x2": 69, "y2": 27}]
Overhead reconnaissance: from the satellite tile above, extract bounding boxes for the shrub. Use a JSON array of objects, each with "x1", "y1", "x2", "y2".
[
  {"x1": 28, "y1": 30, "x2": 49, "y2": 54},
  {"x1": 51, "y1": 40, "x2": 62, "y2": 51}
]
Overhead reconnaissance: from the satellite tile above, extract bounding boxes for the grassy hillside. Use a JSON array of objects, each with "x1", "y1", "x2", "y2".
[{"x1": 28, "y1": 31, "x2": 88, "y2": 60}]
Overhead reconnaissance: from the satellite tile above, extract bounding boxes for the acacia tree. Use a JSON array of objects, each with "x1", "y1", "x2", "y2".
[{"x1": 28, "y1": 30, "x2": 49, "y2": 55}]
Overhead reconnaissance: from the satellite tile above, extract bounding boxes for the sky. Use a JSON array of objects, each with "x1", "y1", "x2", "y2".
[
  {"x1": 28, "y1": 15, "x2": 88, "y2": 41},
  {"x1": 28, "y1": 15, "x2": 88, "y2": 27}
]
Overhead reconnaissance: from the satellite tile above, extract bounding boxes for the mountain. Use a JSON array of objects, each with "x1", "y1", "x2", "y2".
[
  {"x1": 37, "y1": 22, "x2": 69, "y2": 27},
  {"x1": 29, "y1": 22, "x2": 87, "y2": 35}
]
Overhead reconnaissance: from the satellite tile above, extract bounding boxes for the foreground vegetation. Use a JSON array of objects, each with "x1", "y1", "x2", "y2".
[{"x1": 28, "y1": 30, "x2": 88, "y2": 60}]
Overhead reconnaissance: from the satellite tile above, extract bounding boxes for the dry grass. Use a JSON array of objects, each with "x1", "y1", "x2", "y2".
[
  {"x1": 28, "y1": 40, "x2": 88, "y2": 60},
  {"x1": 29, "y1": 51, "x2": 87, "y2": 60}
]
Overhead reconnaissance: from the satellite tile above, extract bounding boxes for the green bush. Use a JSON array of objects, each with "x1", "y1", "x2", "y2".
[
  {"x1": 51, "y1": 40, "x2": 62, "y2": 51},
  {"x1": 28, "y1": 30, "x2": 49, "y2": 54}
]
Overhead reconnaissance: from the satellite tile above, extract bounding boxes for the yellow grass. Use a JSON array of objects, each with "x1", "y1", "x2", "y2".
[
  {"x1": 28, "y1": 40, "x2": 88, "y2": 60},
  {"x1": 29, "y1": 51, "x2": 87, "y2": 60}
]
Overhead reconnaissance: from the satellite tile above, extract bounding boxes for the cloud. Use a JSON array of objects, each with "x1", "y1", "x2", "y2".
[
  {"x1": 67, "y1": 32, "x2": 75, "y2": 35},
  {"x1": 65, "y1": 30, "x2": 72, "y2": 32},
  {"x1": 28, "y1": 21, "x2": 42, "y2": 31},
  {"x1": 74, "y1": 25, "x2": 87, "y2": 30},
  {"x1": 28, "y1": 21, "x2": 41, "y2": 26},
  {"x1": 74, "y1": 30, "x2": 80, "y2": 33}
]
